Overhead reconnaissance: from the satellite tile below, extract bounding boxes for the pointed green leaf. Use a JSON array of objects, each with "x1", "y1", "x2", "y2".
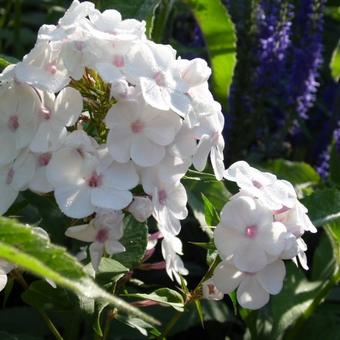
[
  {"x1": 201, "y1": 193, "x2": 220, "y2": 226},
  {"x1": 187, "y1": 0, "x2": 236, "y2": 108},
  {"x1": 0, "y1": 217, "x2": 159, "y2": 326}
]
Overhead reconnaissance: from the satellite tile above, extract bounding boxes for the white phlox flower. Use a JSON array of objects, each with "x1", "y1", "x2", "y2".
[
  {"x1": 214, "y1": 196, "x2": 287, "y2": 273},
  {"x1": 106, "y1": 95, "x2": 182, "y2": 167},
  {"x1": 29, "y1": 151, "x2": 54, "y2": 193},
  {"x1": 30, "y1": 87, "x2": 83, "y2": 153},
  {"x1": 0, "y1": 82, "x2": 39, "y2": 165},
  {"x1": 193, "y1": 103, "x2": 225, "y2": 180},
  {"x1": 65, "y1": 210, "x2": 125, "y2": 271},
  {"x1": 224, "y1": 161, "x2": 297, "y2": 210},
  {"x1": 47, "y1": 136, "x2": 138, "y2": 218},
  {"x1": 15, "y1": 41, "x2": 70, "y2": 93},
  {"x1": 213, "y1": 260, "x2": 286, "y2": 310},
  {"x1": 0, "y1": 151, "x2": 35, "y2": 215},
  {"x1": 202, "y1": 279, "x2": 224, "y2": 301},
  {"x1": 161, "y1": 235, "x2": 188, "y2": 284}
]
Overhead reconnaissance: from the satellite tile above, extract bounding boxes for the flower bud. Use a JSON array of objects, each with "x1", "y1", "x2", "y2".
[
  {"x1": 128, "y1": 197, "x2": 153, "y2": 222},
  {"x1": 202, "y1": 279, "x2": 224, "y2": 301}
]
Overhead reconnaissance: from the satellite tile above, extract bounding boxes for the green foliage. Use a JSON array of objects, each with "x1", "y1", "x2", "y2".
[
  {"x1": 330, "y1": 39, "x2": 340, "y2": 80},
  {"x1": 187, "y1": 0, "x2": 236, "y2": 108},
  {"x1": 124, "y1": 288, "x2": 185, "y2": 312},
  {"x1": 262, "y1": 159, "x2": 320, "y2": 185},
  {"x1": 0, "y1": 217, "x2": 158, "y2": 326},
  {"x1": 302, "y1": 189, "x2": 340, "y2": 227},
  {"x1": 112, "y1": 215, "x2": 148, "y2": 269},
  {"x1": 201, "y1": 193, "x2": 220, "y2": 226},
  {"x1": 329, "y1": 143, "x2": 340, "y2": 185}
]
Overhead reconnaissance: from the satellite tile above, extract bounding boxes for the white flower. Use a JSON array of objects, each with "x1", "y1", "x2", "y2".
[
  {"x1": 214, "y1": 196, "x2": 287, "y2": 273},
  {"x1": 124, "y1": 41, "x2": 192, "y2": 116},
  {"x1": 213, "y1": 260, "x2": 286, "y2": 310},
  {"x1": 202, "y1": 279, "x2": 224, "y2": 301},
  {"x1": 193, "y1": 104, "x2": 225, "y2": 180},
  {"x1": 224, "y1": 161, "x2": 297, "y2": 210},
  {"x1": 29, "y1": 152, "x2": 54, "y2": 193},
  {"x1": 30, "y1": 87, "x2": 83, "y2": 153},
  {"x1": 0, "y1": 83, "x2": 39, "y2": 165},
  {"x1": 106, "y1": 96, "x2": 181, "y2": 167},
  {"x1": 161, "y1": 236, "x2": 188, "y2": 284},
  {"x1": 47, "y1": 144, "x2": 138, "y2": 218},
  {"x1": 0, "y1": 151, "x2": 35, "y2": 215},
  {"x1": 128, "y1": 196, "x2": 153, "y2": 222},
  {"x1": 15, "y1": 41, "x2": 69, "y2": 93},
  {"x1": 65, "y1": 210, "x2": 125, "y2": 271},
  {"x1": 275, "y1": 200, "x2": 317, "y2": 236}
]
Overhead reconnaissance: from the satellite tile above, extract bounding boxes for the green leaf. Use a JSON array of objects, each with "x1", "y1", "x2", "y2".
[
  {"x1": 112, "y1": 215, "x2": 148, "y2": 269},
  {"x1": 0, "y1": 54, "x2": 18, "y2": 70},
  {"x1": 268, "y1": 263, "x2": 323, "y2": 340},
  {"x1": 201, "y1": 193, "x2": 220, "y2": 226},
  {"x1": 124, "y1": 288, "x2": 185, "y2": 312},
  {"x1": 184, "y1": 177, "x2": 230, "y2": 236},
  {"x1": 302, "y1": 189, "x2": 340, "y2": 227},
  {"x1": 194, "y1": 300, "x2": 204, "y2": 327},
  {"x1": 330, "y1": 39, "x2": 340, "y2": 81},
  {"x1": 262, "y1": 159, "x2": 320, "y2": 185},
  {"x1": 0, "y1": 217, "x2": 159, "y2": 326},
  {"x1": 21, "y1": 281, "x2": 76, "y2": 311},
  {"x1": 187, "y1": 0, "x2": 236, "y2": 108}
]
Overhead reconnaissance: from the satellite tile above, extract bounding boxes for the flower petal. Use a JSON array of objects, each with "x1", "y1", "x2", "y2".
[
  {"x1": 256, "y1": 260, "x2": 286, "y2": 295},
  {"x1": 213, "y1": 261, "x2": 243, "y2": 294}
]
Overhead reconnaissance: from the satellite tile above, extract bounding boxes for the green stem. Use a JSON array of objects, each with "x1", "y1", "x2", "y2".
[
  {"x1": 12, "y1": 271, "x2": 64, "y2": 340},
  {"x1": 151, "y1": 0, "x2": 175, "y2": 43},
  {"x1": 159, "y1": 255, "x2": 221, "y2": 338}
]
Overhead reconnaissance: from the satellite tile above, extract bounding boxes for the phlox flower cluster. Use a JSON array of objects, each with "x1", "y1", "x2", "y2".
[
  {"x1": 0, "y1": 1, "x2": 225, "y2": 281},
  {"x1": 205, "y1": 161, "x2": 317, "y2": 309}
]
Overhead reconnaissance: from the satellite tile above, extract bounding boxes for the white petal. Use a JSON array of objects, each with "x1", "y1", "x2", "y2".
[
  {"x1": 213, "y1": 261, "x2": 243, "y2": 294},
  {"x1": 0, "y1": 183, "x2": 18, "y2": 215},
  {"x1": 89, "y1": 242, "x2": 104, "y2": 272},
  {"x1": 237, "y1": 275, "x2": 270, "y2": 309},
  {"x1": 105, "y1": 240, "x2": 125, "y2": 256},
  {"x1": 140, "y1": 77, "x2": 169, "y2": 111},
  {"x1": 144, "y1": 111, "x2": 181, "y2": 146},
  {"x1": 131, "y1": 134, "x2": 165, "y2": 167},
  {"x1": 107, "y1": 127, "x2": 132, "y2": 163},
  {"x1": 193, "y1": 135, "x2": 211, "y2": 171},
  {"x1": 96, "y1": 63, "x2": 122, "y2": 83},
  {"x1": 260, "y1": 221, "x2": 287, "y2": 257},
  {"x1": 54, "y1": 87, "x2": 83, "y2": 126},
  {"x1": 214, "y1": 226, "x2": 247, "y2": 260},
  {"x1": 102, "y1": 161, "x2": 139, "y2": 190},
  {"x1": 169, "y1": 90, "x2": 191, "y2": 117},
  {"x1": 65, "y1": 224, "x2": 97, "y2": 242},
  {"x1": 0, "y1": 274, "x2": 8, "y2": 292},
  {"x1": 91, "y1": 187, "x2": 132, "y2": 210},
  {"x1": 54, "y1": 184, "x2": 94, "y2": 218},
  {"x1": 233, "y1": 242, "x2": 268, "y2": 273},
  {"x1": 256, "y1": 260, "x2": 286, "y2": 295}
]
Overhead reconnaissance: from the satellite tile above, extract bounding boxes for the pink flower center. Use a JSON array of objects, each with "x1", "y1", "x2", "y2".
[
  {"x1": 252, "y1": 180, "x2": 262, "y2": 189},
  {"x1": 154, "y1": 71, "x2": 166, "y2": 87},
  {"x1": 131, "y1": 120, "x2": 144, "y2": 134},
  {"x1": 88, "y1": 172, "x2": 102, "y2": 188},
  {"x1": 158, "y1": 189, "x2": 167, "y2": 205},
  {"x1": 38, "y1": 153, "x2": 52, "y2": 167},
  {"x1": 245, "y1": 225, "x2": 257, "y2": 239},
  {"x1": 96, "y1": 228, "x2": 109, "y2": 243},
  {"x1": 6, "y1": 168, "x2": 14, "y2": 185},
  {"x1": 45, "y1": 62, "x2": 57, "y2": 75},
  {"x1": 113, "y1": 55, "x2": 124, "y2": 68},
  {"x1": 8, "y1": 115, "x2": 19, "y2": 132},
  {"x1": 74, "y1": 41, "x2": 85, "y2": 51},
  {"x1": 40, "y1": 106, "x2": 52, "y2": 120}
]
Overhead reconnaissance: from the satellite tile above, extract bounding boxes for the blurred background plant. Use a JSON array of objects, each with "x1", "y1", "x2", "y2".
[{"x1": 0, "y1": 0, "x2": 339, "y2": 339}]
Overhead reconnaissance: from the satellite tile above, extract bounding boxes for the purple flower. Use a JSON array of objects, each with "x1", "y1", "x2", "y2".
[{"x1": 333, "y1": 121, "x2": 340, "y2": 154}]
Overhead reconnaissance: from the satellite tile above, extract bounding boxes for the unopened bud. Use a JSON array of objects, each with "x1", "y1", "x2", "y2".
[
  {"x1": 128, "y1": 197, "x2": 153, "y2": 222},
  {"x1": 202, "y1": 279, "x2": 224, "y2": 301}
]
